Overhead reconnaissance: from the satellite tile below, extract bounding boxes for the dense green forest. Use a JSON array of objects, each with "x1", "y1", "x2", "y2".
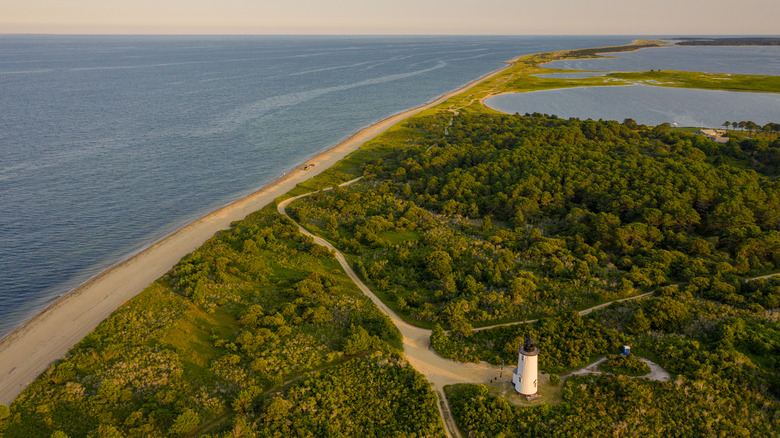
[
  {"x1": 444, "y1": 287, "x2": 780, "y2": 437},
  {"x1": 430, "y1": 311, "x2": 627, "y2": 373},
  {"x1": 289, "y1": 113, "x2": 780, "y2": 330},
  {"x1": 286, "y1": 111, "x2": 780, "y2": 436},
  {"x1": 0, "y1": 209, "x2": 444, "y2": 437}
]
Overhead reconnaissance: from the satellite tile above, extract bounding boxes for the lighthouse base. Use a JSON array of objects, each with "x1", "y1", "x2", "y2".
[
  {"x1": 512, "y1": 366, "x2": 538, "y2": 396},
  {"x1": 511, "y1": 367, "x2": 535, "y2": 395}
]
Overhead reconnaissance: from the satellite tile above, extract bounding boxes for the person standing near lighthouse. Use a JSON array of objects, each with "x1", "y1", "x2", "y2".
[{"x1": 512, "y1": 337, "x2": 539, "y2": 396}]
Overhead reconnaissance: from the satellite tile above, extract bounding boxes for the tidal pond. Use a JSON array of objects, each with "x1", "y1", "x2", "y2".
[{"x1": 485, "y1": 84, "x2": 780, "y2": 128}]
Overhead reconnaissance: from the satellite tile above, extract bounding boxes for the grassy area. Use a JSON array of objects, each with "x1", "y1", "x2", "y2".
[
  {"x1": 430, "y1": 40, "x2": 666, "y2": 115},
  {"x1": 422, "y1": 39, "x2": 780, "y2": 120},
  {"x1": 282, "y1": 124, "x2": 421, "y2": 201},
  {"x1": 378, "y1": 229, "x2": 422, "y2": 244},
  {"x1": 608, "y1": 70, "x2": 780, "y2": 93},
  {"x1": 479, "y1": 371, "x2": 564, "y2": 407},
  {"x1": 3, "y1": 205, "x2": 429, "y2": 436},
  {"x1": 163, "y1": 306, "x2": 237, "y2": 368}
]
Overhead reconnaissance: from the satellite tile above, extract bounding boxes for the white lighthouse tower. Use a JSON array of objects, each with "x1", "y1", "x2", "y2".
[{"x1": 512, "y1": 337, "x2": 539, "y2": 396}]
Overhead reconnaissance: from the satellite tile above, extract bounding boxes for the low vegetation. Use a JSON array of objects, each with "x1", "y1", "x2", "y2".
[
  {"x1": 608, "y1": 70, "x2": 780, "y2": 94},
  {"x1": 597, "y1": 354, "x2": 650, "y2": 376},
  {"x1": 676, "y1": 37, "x2": 780, "y2": 46},
  {"x1": 1, "y1": 208, "x2": 444, "y2": 437},
  {"x1": 447, "y1": 362, "x2": 778, "y2": 437}
]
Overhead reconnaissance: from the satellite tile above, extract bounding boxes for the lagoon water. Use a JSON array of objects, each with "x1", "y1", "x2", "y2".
[
  {"x1": 485, "y1": 85, "x2": 780, "y2": 128},
  {"x1": 542, "y1": 45, "x2": 780, "y2": 75},
  {"x1": 0, "y1": 35, "x2": 638, "y2": 338},
  {"x1": 488, "y1": 44, "x2": 780, "y2": 128}
]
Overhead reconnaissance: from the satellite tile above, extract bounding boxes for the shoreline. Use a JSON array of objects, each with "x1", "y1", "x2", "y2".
[{"x1": 0, "y1": 58, "x2": 517, "y2": 406}]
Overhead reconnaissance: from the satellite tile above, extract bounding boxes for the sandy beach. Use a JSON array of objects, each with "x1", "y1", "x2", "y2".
[{"x1": 0, "y1": 60, "x2": 515, "y2": 406}]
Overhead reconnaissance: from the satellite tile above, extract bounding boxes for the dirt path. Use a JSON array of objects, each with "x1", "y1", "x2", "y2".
[
  {"x1": 472, "y1": 291, "x2": 655, "y2": 332},
  {"x1": 280, "y1": 187, "x2": 502, "y2": 438},
  {"x1": 565, "y1": 356, "x2": 670, "y2": 382},
  {"x1": 745, "y1": 272, "x2": 780, "y2": 282},
  {"x1": 279, "y1": 184, "x2": 661, "y2": 437},
  {"x1": 577, "y1": 292, "x2": 655, "y2": 315}
]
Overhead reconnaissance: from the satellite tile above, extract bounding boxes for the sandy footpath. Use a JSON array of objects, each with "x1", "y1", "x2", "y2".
[
  {"x1": 0, "y1": 61, "x2": 515, "y2": 406},
  {"x1": 279, "y1": 191, "x2": 500, "y2": 438},
  {"x1": 566, "y1": 356, "x2": 670, "y2": 382}
]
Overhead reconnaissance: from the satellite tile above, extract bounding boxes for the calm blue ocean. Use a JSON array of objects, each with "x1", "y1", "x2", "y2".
[{"x1": 0, "y1": 35, "x2": 635, "y2": 338}]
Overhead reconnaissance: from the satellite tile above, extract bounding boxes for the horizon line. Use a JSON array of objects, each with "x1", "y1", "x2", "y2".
[{"x1": 3, "y1": 33, "x2": 780, "y2": 37}]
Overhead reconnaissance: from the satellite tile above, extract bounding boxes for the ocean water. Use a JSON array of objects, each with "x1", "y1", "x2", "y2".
[
  {"x1": 485, "y1": 85, "x2": 780, "y2": 128},
  {"x1": 0, "y1": 35, "x2": 636, "y2": 338}
]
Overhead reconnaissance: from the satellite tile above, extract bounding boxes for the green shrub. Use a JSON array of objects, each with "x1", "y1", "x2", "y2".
[{"x1": 598, "y1": 354, "x2": 650, "y2": 376}]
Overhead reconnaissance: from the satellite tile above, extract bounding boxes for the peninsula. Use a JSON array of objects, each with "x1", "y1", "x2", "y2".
[{"x1": 1, "y1": 40, "x2": 778, "y2": 438}]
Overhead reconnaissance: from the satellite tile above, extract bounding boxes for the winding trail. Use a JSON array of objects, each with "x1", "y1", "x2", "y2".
[
  {"x1": 472, "y1": 291, "x2": 654, "y2": 332},
  {"x1": 746, "y1": 272, "x2": 780, "y2": 282},
  {"x1": 280, "y1": 187, "x2": 476, "y2": 437},
  {"x1": 278, "y1": 181, "x2": 660, "y2": 437},
  {"x1": 279, "y1": 183, "x2": 498, "y2": 438},
  {"x1": 565, "y1": 356, "x2": 670, "y2": 382}
]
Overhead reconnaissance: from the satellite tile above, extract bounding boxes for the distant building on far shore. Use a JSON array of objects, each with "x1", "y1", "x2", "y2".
[{"x1": 699, "y1": 129, "x2": 729, "y2": 143}]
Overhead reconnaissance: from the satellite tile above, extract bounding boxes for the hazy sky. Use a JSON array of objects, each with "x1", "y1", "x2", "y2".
[{"x1": 2, "y1": 0, "x2": 779, "y2": 35}]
